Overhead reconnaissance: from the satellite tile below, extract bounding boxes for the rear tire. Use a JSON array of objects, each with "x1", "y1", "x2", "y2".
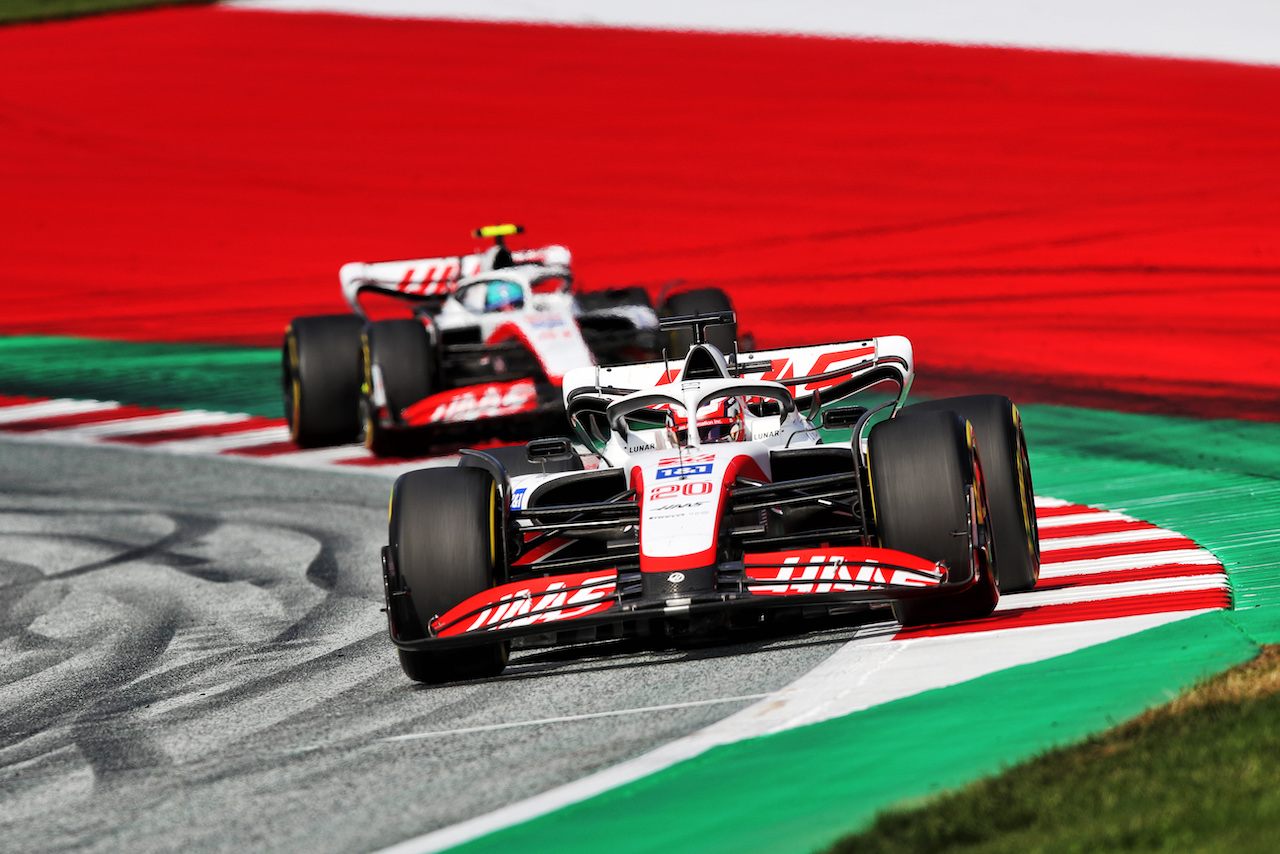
[
  {"x1": 362, "y1": 319, "x2": 436, "y2": 457},
  {"x1": 907, "y1": 395, "x2": 1039, "y2": 592},
  {"x1": 282, "y1": 315, "x2": 364, "y2": 447},
  {"x1": 389, "y1": 467, "x2": 509, "y2": 683},
  {"x1": 868, "y1": 409, "x2": 999, "y2": 627},
  {"x1": 576, "y1": 286, "x2": 654, "y2": 311},
  {"x1": 659, "y1": 288, "x2": 736, "y2": 357}
]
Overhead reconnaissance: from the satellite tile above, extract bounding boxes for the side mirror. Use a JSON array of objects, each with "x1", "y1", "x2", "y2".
[
  {"x1": 821, "y1": 405, "x2": 868, "y2": 429},
  {"x1": 807, "y1": 388, "x2": 822, "y2": 422},
  {"x1": 526, "y1": 437, "x2": 574, "y2": 460}
]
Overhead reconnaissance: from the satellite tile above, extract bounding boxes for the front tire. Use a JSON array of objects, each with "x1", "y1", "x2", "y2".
[
  {"x1": 282, "y1": 315, "x2": 365, "y2": 447},
  {"x1": 907, "y1": 395, "x2": 1039, "y2": 592},
  {"x1": 389, "y1": 467, "x2": 509, "y2": 683},
  {"x1": 362, "y1": 319, "x2": 436, "y2": 457},
  {"x1": 868, "y1": 409, "x2": 999, "y2": 627},
  {"x1": 460, "y1": 443, "x2": 585, "y2": 477}
]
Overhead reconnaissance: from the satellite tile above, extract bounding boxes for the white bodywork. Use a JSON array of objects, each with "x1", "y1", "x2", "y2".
[
  {"x1": 339, "y1": 244, "x2": 572, "y2": 307},
  {"x1": 549, "y1": 335, "x2": 916, "y2": 575}
]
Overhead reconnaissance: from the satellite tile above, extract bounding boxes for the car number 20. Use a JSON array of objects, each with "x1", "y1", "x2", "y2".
[{"x1": 650, "y1": 481, "x2": 713, "y2": 501}]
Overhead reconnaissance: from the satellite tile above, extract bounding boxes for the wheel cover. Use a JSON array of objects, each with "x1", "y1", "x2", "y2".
[
  {"x1": 285, "y1": 331, "x2": 302, "y2": 441},
  {"x1": 1011, "y1": 404, "x2": 1040, "y2": 579}
]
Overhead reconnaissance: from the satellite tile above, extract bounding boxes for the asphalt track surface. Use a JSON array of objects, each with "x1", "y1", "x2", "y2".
[{"x1": 0, "y1": 437, "x2": 871, "y2": 854}]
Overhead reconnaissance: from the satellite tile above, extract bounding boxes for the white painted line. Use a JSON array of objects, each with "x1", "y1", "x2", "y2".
[
  {"x1": 1036, "y1": 509, "x2": 1137, "y2": 529},
  {"x1": 1033, "y1": 496, "x2": 1075, "y2": 509},
  {"x1": 1039, "y1": 549, "x2": 1221, "y2": 579},
  {"x1": 151, "y1": 426, "x2": 292, "y2": 453},
  {"x1": 330, "y1": 455, "x2": 466, "y2": 478},
  {"x1": 249, "y1": 445, "x2": 389, "y2": 467},
  {"x1": 66, "y1": 410, "x2": 254, "y2": 437},
  {"x1": 372, "y1": 608, "x2": 1214, "y2": 854},
  {"x1": 376, "y1": 694, "x2": 772, "y2": 743},
  {"x1": 1039, "y1": 527, "x2": 1184, "y2": 552},
  {"x1": 0, "y1": 399, "x2": 120, "y2": 424},
  {"x1": 998, "y1": 573, "x2": 1228, "y2": 610},
  {"x1": 228, "y1": 0, "x2": 1280, "y2": 68}
]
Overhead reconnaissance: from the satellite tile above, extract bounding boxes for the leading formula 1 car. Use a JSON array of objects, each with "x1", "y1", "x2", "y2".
[
  {"x1": 380, "y1": 313, "x2": 1040, "y2": 683},
  {"x1": 282, "y1": 225, "x2": 736, "y2": 455}
]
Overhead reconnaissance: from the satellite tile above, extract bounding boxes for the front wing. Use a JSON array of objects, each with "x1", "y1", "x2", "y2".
[{"x1": 387, "y1": 546, "x2": 968, "y2": 651}]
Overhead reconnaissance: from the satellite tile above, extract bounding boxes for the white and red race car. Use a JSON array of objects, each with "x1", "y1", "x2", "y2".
[
  {"x1": 282, "y1": 225, "x2": 736, "y2": 455},
  {"x1": 380, "y1": 313, "x2": 1040, "y2": 683}
]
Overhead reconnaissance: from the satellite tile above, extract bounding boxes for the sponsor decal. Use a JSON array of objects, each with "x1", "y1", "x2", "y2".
[
  {"x1": 746, "y1": 552, "x2": 944, "y2": 595},
  {"x1": 527, "y1": 315, "x2": 569, "y2": 330},
  {"x1": 658, "y1": 453, "x2": 714, "y2": 466},
  {"x1": 432, "y1": 571, "x2": 618, "y2": 636},
  {"x1": 667, "y1": 572, "x2": 686, "y2": 584},
  {"x1": 755, "y1": 345, "x2": 876, "y2": 391},
  {"x1": 649, "y1": 482, "x2": 713, "y2": 501},
  {"x1": 403, "y1": 379, "x2": 538, "y2": 425},
  {"x1": 510, "y1": 486, "x2": 528, "y2": 510},
  {"x1": 654, "y1": 367, "x2": 682, "y2": 386},
  {"x1": 656, "y1": 462, "x2": 713, "y2": 479}
]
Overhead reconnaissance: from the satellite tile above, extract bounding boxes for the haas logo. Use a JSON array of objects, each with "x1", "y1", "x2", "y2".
[{"x1": 748, "y1": 554, "x2": 942, "y2": 595}]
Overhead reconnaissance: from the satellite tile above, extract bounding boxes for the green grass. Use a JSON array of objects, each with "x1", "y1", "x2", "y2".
[
  {"x1": 827, "y1": 647, "x2": 1280, "y2": 854},
  {"x1": 0, "y1": 335, "x2": 281, "y2": 417},
  {"x1": 0, "y1": 0, "x2": 211, "y2": 26}
]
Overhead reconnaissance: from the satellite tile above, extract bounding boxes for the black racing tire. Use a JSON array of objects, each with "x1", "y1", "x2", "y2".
[
  {"x1": 282, "y1": 314, "x2": 365, "y2": 447},
  {"x1": 389, "y1": 467, "x2": 509, "y2": 683},
  {"x1": 362, "y1": 320, "x2": 436, "y2": 457},
  {"x1": 659, "y1": 288, "x2": 737, "y2": 357},
  {"x1": 611, "y1": 286, "x2": 654, "y2": 310},
  {"x1": 576, "y1": 286, "x2": 654, "y2": 311},
  {"x1": 868, "y1": 409, "x2": 999, "y2": 627},
  {"x1": 906, "y1": 395, "x2": 1039, "y2": 592},
  {"x1": 460, "y1": 443, "x2": 586, "y2": 477}
]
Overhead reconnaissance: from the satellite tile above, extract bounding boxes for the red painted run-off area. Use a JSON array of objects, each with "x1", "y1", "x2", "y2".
[{"x1": 2, "y1": 8, "x2": 1278, "y2": 417}]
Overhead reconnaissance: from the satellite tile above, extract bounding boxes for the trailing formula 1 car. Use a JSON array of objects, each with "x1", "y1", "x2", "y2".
[
  {"x1": 282, "y1": 225, "x2": 736, "y2": 455},
  {"x1": 380, "y1": 313, "x2": 1040, "y2": 683}
]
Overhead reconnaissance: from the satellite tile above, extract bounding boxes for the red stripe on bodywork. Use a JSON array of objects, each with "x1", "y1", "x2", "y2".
[
  {"x1": 432, "y1": 570, "x2": 618, "y2": 637},
  {"x1": 743, "y1": 546, "x2": 944, "y2": 595},
  {"x1": 513, "y1": 536, "x2": 575, "y2": 567},
  {"x1": 401, "y1": 378, "x2": 538, "y2": 426}
]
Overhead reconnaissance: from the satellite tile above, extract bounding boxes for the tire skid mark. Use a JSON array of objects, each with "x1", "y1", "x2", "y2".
[
  {"x1": 0, "y1": 485, "x2": 381, "y2": 794},
  {"x1": 44, "y1": 515, "x2": 220, "y2": 580}
]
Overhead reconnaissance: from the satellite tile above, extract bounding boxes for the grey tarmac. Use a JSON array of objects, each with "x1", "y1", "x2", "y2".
[{"x1": 0, "y1": 439, "x2": 860, "y2": 854}]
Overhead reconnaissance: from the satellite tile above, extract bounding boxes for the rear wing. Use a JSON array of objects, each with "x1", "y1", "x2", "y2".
[
  {"x1": 563, "y1": 336, "x2": 914, "y2": 408},
  {"x1": 339, "y1": 244, "x2": 572, "y2": 316}
]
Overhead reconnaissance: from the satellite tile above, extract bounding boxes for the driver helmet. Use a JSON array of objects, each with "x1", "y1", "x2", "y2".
[
  {"x1": 692, "y1": 397, "x2": 744, "y2": 444},
  {"x1": 485, "y1": 281, "x2": 525, "y2": 312}
]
